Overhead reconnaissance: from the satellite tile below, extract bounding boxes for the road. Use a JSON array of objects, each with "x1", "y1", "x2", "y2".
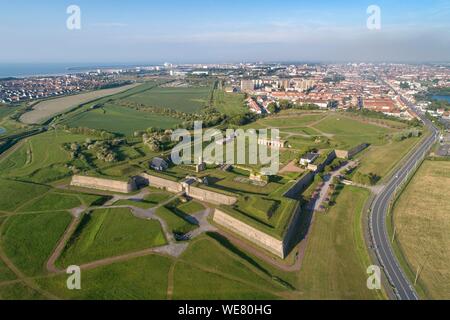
[{"x1": 369, "y1": 91, "x2": 440, "y2": 300}]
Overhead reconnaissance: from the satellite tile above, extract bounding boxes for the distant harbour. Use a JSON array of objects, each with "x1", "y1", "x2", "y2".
[
  {"x1": 0, "y1": 62, "x2": 159, "y2": 78},
  {"x1": 432, "y1": 95, "x2": 450, "y2": 103}
]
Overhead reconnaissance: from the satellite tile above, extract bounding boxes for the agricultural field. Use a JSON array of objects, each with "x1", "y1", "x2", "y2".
[
  {"x1": 392, "y1": 160, "x2": 450, "y2": 300},
  {"x1": 124, "y1": 86, "x2": 212, "y2": 113},
  {"x1": 19, "y1": 83, "x2": 140, "y2": 124},
  {"x1": 212, "y1": 89, "x2": 246, "y2": 115},
  {"x1": 63, "y1": 104, "x2": 181, "y2": 136},
  {"x1": 57, "y1": 208, "x2": 167, "y2": 267}
]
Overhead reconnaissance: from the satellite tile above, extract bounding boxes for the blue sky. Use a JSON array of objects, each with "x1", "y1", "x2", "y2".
[{"x1": 0, "y1": 0, "x2": 449, "y2": 63}]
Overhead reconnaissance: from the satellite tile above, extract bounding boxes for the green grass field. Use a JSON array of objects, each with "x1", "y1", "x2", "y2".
[
  {"x1": 257, "y1": 114, "x2": 325, "y2": 128},
  {"x1": 393, "y1": 160, "x2": 450, "y2": 299},
  {"x1": 312, "y1": 115, "x2": 390, "y2": 149},
  {"x1": 0, "y1": 282, "x2": 45, "y2": 300},
  {"x1": 356, "y1": 137, "x2": 420, "y2": 179},
  {"x1": 295, "y1": 186, "x2": 382, "y2": 299},
  {"x1": 176, "y1": 201, "x2": 205, "y2": 215},
  {"x1": 57, "y1": 208, "x2": 166, "y2": 266},
  {"x1": 1, "y1": 212, "x2": 72, "y2": 276},
  {"x1": 125, "y1": 86, "x2": 212, "y2": 113},
  {"x1": 64, "y1": 104, "x2": 181, "y2": 136},
  {"x1": 0, "y1": 258, "x2": 16, "y2": 282},
  {"x1": 19, "y1": 192, "x2": 81, "y2": 212},
  {"x1": 0, "y1": 130, "x2": 91, "y2": 183},
  {"x1": 37, "y1": 254, "x2": 172, "y2": 300},
  {"x1": 0, "y1": 179, "x2": 50, "y2": 212},
  {"x1": 212, "y1": 90, "x2": 246, "y2": 115},
  {"x1": 155, "y1": 206, "x2": 199, "y2": 235}
]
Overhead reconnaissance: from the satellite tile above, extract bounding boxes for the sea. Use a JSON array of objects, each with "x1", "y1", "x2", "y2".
[
  {"x1": 432, "y1": 95, "x2": 450, "y2": 103},
  {"x1": 0, "y1": 63, "x2": 158, "y2": 78}
]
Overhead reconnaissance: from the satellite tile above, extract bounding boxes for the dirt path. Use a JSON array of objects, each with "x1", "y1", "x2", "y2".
[
  {"x1": 314, "y1": 161, "x2": 354, "y2": 211},
  {"x1": 46, "y1": 217, "x2": 80, "y2": 273},
  {"x1": 0, "y1": 246, "x2": 60, "y2": 300}
]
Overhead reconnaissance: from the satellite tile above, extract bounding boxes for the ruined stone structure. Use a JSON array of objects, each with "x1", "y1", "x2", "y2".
[
  {"x1": 70, "y1": 175, "x2": 136, "y2": 193},
  {"x1": 335, "y1": 143, "x2": 369, "y2": 159}
]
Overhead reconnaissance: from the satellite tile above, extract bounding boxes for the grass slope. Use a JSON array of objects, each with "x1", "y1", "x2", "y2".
[
  {"x1": 58, "y1": 208, "x2": 166, "y2": 266},
  {"x1": 65, "y1": 104, "x2": 181, "y2": 136},
  {"x1": 296, "y1": 186, "x2": 381, "y2": 299},
  {"x1": 1, "y1": 212, "x2": 72, "y2": 276},
  {"x1": 393, "y1": 160, "x2": 450, "y2": 299},
  {"x1": 0, "y1": 179, "x2": 50, "y2": 212},
  {"x1": 37, "y1": 254, "x2": 172, "y2": 299}
]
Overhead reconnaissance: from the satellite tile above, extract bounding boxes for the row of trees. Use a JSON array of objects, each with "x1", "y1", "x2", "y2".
[{"x1": 266, "y1": 100, "x2": 321, "y2": 114}]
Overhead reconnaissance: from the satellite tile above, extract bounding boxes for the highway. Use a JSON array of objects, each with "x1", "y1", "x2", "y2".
[{"x1": 369, "y1": 98, "x2": 440, "y2": 300}]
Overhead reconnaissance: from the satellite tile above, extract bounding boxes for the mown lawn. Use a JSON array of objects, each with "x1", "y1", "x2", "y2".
[
  {"x1": 0, "y1": 179, "x2": 50, "y2": 212},
  {"x1": 178, "y1": 237, "x2": 288, "y2": 294},
  {"x1": 125, "y1": 86, "x2": 212, "y2": 113},
  {"x1": 0, "y1": 282, "x2": 46, "y2": 300},
  {"x1": 172, "y1": 261, "x2": 280, "y2": 300},
  {"x1": 57, "y1": 208, "x2": 166, "y2": 266},
  {"x1": 295, "y1": 186, "x2": 382, "y2": 299},
  {"x1": 0, "y1": 130, "x2": 91, "y2": 183},
  {"x1": 19, "y1": 192, "x2": 81, "y2": 212},
  {"x1": 1, "y1": 212, "x2": 72, "y2": 276},
  {"x1": 65, "y1": 104, "x2": 181, "y2": 136},
  {"x1": 393, "y1": 160, "x2": 450, "y2": 299},
  {"x1": 0, "y1": 257, "x2": 16, "y2": 282},
  {"x1": 356, "y1": 137, "x2": 420, "y2": 179},
  {"x1": 37, "y1": 254, "x2": 172, "y2": 300},
  {"x1": 258, "y1": 114, "x2": 325, "y2": 128},
  {"x1": 213, "y1": 90, "x2": 246, "y2": 115},
  {"x1": 155, "y1": 206, "x2": 198, "y2": 235},
  {"x1": 312, "y1": 114, "x2": 391, "y2": 149}
]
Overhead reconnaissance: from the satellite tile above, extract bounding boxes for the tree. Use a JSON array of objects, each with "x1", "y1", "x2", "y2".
[{"x1": 267, "y1": 102, "x2": 279, "y2": 114}]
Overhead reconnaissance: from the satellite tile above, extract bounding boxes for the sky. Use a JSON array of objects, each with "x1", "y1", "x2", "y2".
[{"x1": 0, "y1": 0, "x2": 449, "y2": 63}]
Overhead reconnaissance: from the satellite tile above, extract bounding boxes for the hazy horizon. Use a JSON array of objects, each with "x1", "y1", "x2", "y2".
[{"x1": 0, "y1": 0, "x2": 449, "y2": 64}]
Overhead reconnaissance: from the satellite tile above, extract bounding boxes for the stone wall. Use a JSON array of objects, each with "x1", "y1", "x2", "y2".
[
  {"x1": 70, "y1": 175, "x2": 136, "y2": 193},
  {"x1": 336, "y1": 143, "x2": 369, "y2": 159},
  {"x1": 213, "y1": 209, "x2": 285, "y2": 258},
  {"x1": 307, "y1": 150, "x2": 336, "y2": 172},
  {"x1": 187, "y1": 186, "x2": 237, "y2": 205},
  {"x1": 283, "y1": 171, "x2": 315, "y2": 199},
  {"x1": 140, "y1": 173, "x2": 237, "y2": 205},
  {"x1": 140, "y1": 173, "x2": 183, "y2": 193}
]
